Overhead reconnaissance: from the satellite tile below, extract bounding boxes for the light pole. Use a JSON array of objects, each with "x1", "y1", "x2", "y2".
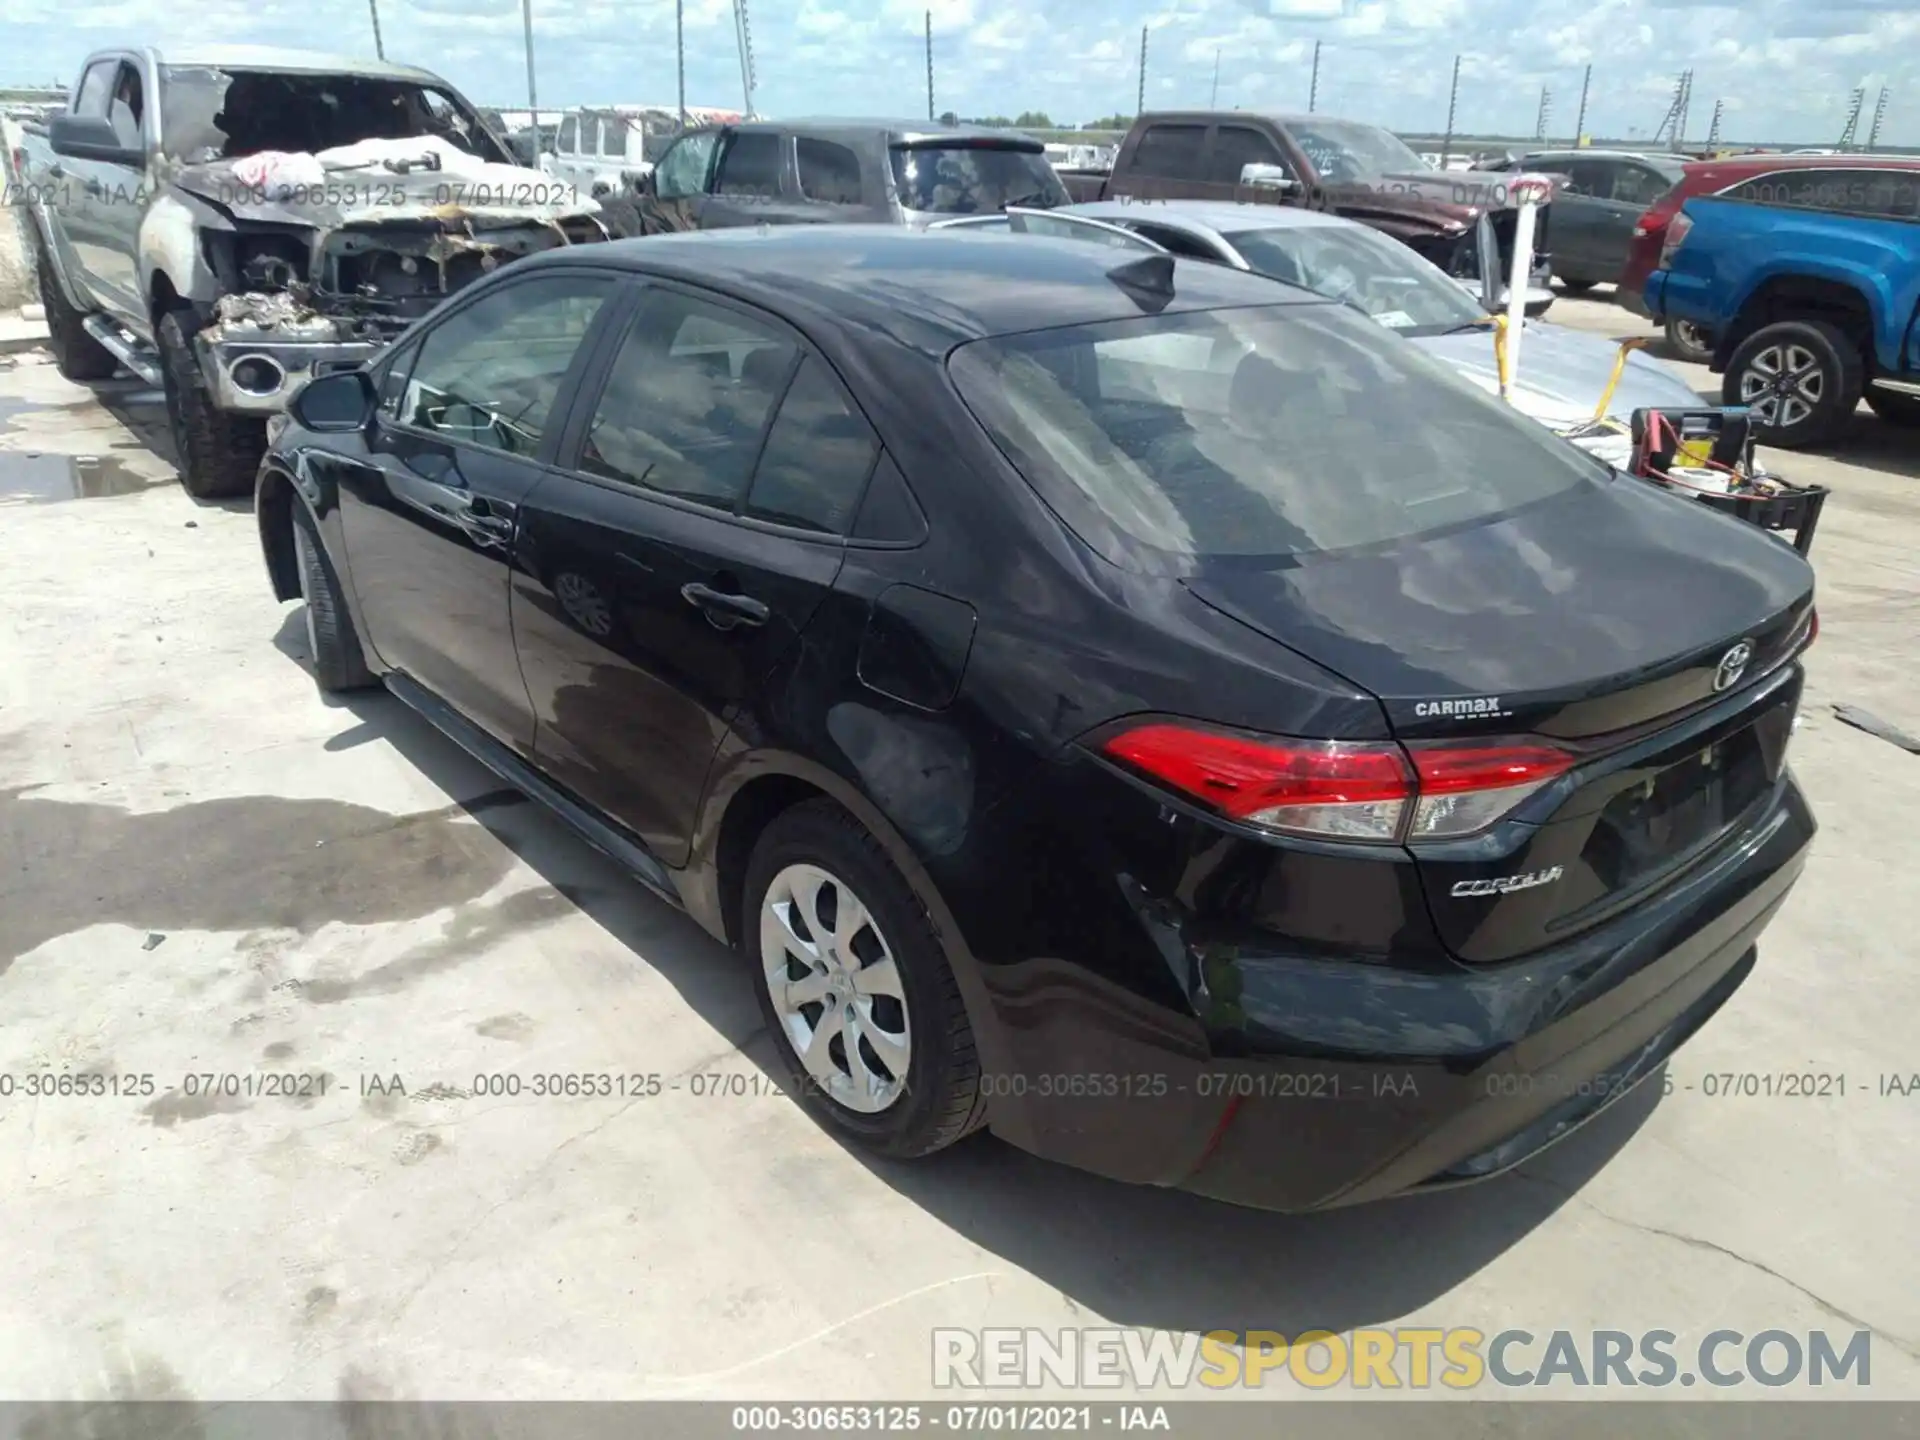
[
  {"x1": 521, "y1": 0, "x2": 537, "y2": 110},
  {"x1": 367, "y1": 0, "x2": 385, "y2": 60}
]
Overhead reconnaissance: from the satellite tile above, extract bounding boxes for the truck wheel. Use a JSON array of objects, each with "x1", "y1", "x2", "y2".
[
  {"x1": 35, "y1": 242, "x2": 118, "y2": 382},
  {"x1": 1864, "y1": 388, "x2": 1920, "y2": 427},
  {"x1": 743, "y1": 798, "x2": 986, "y2": 1160},
  {"x1": 1722, "y1": 319, "x2": 1862, "y2": 450},
  {"x1": 1664, "y1": 317, "x2": 1713, "y2": 364},
  {"x1": 156, "y1": 309, "x2": 266, "y2": 500},
  {"x1": 290, "y1": 501, "x2": 376, "y2": 692}
]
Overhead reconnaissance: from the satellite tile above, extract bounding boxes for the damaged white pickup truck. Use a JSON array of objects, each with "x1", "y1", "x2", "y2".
[{"x1": 9, "y1": 45, "x2": 630, "y2": 496}]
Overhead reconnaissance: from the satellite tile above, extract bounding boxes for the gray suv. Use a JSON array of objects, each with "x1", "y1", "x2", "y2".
[{"x1": 636, "y1": 118, "x2": 1070, "y2": 234}]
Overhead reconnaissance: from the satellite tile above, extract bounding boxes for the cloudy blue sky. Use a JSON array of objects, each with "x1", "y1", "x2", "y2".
[{"x1": 4, "y1": 0, "x2": 1918, "y2": 143}]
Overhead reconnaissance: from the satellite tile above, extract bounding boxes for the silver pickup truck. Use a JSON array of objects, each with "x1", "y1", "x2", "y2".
[{"x1": 9, "y1": 45, "x2": 626, "y2": 497}]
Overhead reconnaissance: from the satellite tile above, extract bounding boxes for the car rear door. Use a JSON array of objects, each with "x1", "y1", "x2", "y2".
[
  {"x1": 333, "y1": 267, "x2": 625, "y2": 751},
  {"x1": 512, "y1": 279, "x2": 881, "y2": 865},
  {"x1": 1590, "y1": 161, "x2": 1677, "y2": 280}
]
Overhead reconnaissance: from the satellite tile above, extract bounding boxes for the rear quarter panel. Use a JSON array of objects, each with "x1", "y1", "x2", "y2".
[{"x1": 1662, "y1": 197, "x2": 1917, "y2": 368}]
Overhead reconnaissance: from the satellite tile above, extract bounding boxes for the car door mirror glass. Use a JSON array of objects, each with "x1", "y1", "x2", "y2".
[{"x1": 289, "y1": 370, "x2": 377, "y2": 432}]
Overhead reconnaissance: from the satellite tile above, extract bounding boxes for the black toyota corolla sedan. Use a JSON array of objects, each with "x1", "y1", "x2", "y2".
[{"x1": 257, "y1": 226, "x2": 1816, "y2": 1212}]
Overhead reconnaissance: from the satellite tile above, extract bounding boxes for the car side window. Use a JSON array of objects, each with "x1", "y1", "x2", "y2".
[
  {"x1": 603, "y1": 117, "x2": 629, "y2": 159},
  {"x1": 107, "y1": 63, "x2": 144, "y2": 150},
  {"x1": 1726, "y1": 167, "x2": 1920, "y2": 220},
  {"x1": 1132, "y1": 124, "x2": 1207, "y2": 179},
  {"x1": 715, "y1": 131, "x2": 784, "y2": 198},
  {"x1": 1562, "y1": 159, "x2": 1612, "y2": 197},
  {"x1": 744, "y1": 356, "x2": 879, "y2": 533},
  {"x1": 577, "y1": 289, "x2": 799, "y2": 510},
  {"x1": 796, "y1": 137, "x2": 863, "y2": 205},
  {"x1": 395, "y1": 274, "x2": 614, "y2": 457},
  {"x1": 1610, "y1": 164, "x2": 1669, "y2": 207},
  {"x1": 1211, "y1": 126, "x2": 1289, "y2": 184},
  {"x1": 558, "y1": 114, "x2": 578, "y2": 154},
  {"x1": 73, "y1": 61, "x2": 117, "y2": 119},
  {"x1": 376, "y1": 342, "x2": 421, "y2": 418},
  {"x1": 656, "y1": 129, "x2": 721, "y2": 198}
]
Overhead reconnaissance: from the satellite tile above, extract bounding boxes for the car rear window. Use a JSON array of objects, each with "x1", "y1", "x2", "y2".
[
  {"x1": 889, "y1": 144, "x2": 1067, "y2": 215},
  {"x1": 948, "y1": 303, "x2": 1599, "y2": 564}
]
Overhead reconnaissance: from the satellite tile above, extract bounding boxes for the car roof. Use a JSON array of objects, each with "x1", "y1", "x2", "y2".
[
  {"x1": 1681, "y1": 152, "x2": 1920, "y2": 181},
  {"x1": 1519, "y1": 149, "x2": 1687, "y2": 163},
  {"x1": 730, "y1": 117, "x2": 1041, "y2": 146},
  {"x1": 1062, "y1": 199, "x2": 1355, "y2": 235},
  {"x1": 144, "y1": 44, "x2": 439, "y2": 82},
  {"x1": 521, "y1": 225, "x2": 1326, "y2": 356},
  {"x1": 1137, "y1": 109, "x2": 1381, "y2": 131}
]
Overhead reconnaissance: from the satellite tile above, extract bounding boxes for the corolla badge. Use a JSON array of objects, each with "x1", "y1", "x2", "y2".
[
  {"x1": 1713, "y1": 640, "x2": 1755, "y2": 693},
  {"x1": 1451, "y1": 865, "x2": 1564, "y2": 898}
]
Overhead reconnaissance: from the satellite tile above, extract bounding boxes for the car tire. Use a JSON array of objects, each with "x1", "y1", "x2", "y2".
[
  {"x1": 743, "y1": 798, "x2": 986, "y2": 1160},
  {"x1": 1556, "y1": 276, "x2": 1597, "y2": 295},
  {"x1": 1664, "y1": 316, "x2": 1714, "y2": 365},
  {"x1": 1722, "y1": 319, "x2": 1862, "y2": 450},
  {"x1": 290, "y1": 501, "x2": 377, "y2": 693},
  {"x1": 156, "y1": 308, "x2": 267, "y2": 500},
  {"x1": 34, "y1": 239, "x2": 119, "y2": 382},
  {"x1": 1864, "y1": 387, "x2": 1920, "y2": 427}
]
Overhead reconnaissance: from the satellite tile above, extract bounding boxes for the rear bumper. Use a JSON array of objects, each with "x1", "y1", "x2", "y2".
[{"x1": 976, "y1": 772, "x2": 1813, "y2": 1213}]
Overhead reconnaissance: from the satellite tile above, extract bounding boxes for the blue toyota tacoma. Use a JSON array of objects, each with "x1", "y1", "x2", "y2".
[{"x1": 1645, "y1": 169, "x2": 1920, "y2": 448}]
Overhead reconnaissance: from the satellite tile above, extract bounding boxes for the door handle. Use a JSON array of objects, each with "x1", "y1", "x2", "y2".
[
  {"x1": 455, "y1": 495, "x2": 516, "y2": 544},
  {"x1": 681, "y1": 581, "x2": 769, "y2": 628}
]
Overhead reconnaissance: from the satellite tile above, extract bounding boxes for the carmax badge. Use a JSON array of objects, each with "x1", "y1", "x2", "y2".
[{"x1": 1451, "y1": 865, "x2": 1564, "y2": 897}]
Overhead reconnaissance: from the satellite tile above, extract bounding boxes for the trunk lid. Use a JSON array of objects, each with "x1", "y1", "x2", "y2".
[{"x1": 1185, "y1": 478, "x2": 1813, "y2": 961}]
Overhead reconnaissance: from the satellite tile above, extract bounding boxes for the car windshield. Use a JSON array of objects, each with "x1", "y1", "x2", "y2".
[
  {"x1": 1288, "y1": 119, "x2": 1427, "y2": 183},
  {"x1": 1223, "y1": 225, "x2": 1490, "y2": 336},
  {"x1": 158, "y1": 65, "x2": 508, "y2": 165},
  {"x1": 948, "y1": 304, "x2": 1598, "y2": 565},
  {"x1": 890, "y1": 144, "x2": 1069, "y2": 215}
]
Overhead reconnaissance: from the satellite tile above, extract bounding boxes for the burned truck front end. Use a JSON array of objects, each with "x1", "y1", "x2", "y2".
[{"x1": 194, "y1": 201, "x2": 612, "y2": 413}]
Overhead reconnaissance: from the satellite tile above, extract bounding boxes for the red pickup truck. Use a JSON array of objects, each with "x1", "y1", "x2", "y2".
[{"x1": 1057, "y1": 109, "x2": 1553, "y2": 285}]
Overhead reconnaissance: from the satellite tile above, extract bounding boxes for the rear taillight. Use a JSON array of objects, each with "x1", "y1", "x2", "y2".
[
  {"x1": 1099, "y1": 724, "x2": 1573, "y2": 843},
  {"x1": 1403, "y1": 743, "x2": 1575, "y2": 839},
  {"x1": 1658, "y1": 211, "x2": 1693, "y2": 269}
]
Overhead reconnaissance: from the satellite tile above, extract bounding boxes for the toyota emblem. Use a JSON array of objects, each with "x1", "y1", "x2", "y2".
[{"x1": 1713, "y1": 640, "x2": 1755, "y2": 693}]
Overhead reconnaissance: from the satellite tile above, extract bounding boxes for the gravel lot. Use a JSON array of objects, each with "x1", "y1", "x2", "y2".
[{"x1": 0, "y1": 290, "x2": 1915, "y2": 1410}]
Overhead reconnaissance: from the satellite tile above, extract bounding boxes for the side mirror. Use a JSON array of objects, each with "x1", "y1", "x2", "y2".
[
  {"x1": 48, "y1": 112, "x2": 141, "y2": 167},
  {"x1": 1238, "y1": 162, "x2": 1298, "y2": 196},
  {"x1": 289, "y1": 369, "x2": 377, "y2": 433},
  {"x1": 1475, "y1": 211, "x2": 1500, "y2": 312}
]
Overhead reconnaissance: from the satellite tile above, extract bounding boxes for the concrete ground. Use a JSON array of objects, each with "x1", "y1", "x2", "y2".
[{"x1": 0, "y1": 290, "x2": 1917, "y2": 1410}]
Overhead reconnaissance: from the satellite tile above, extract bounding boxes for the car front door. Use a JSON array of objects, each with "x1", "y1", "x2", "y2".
[
  {"x1": 641, "y1": 127, "x2": 724, "y2": 233},
  {"x1": 1552, "y1": 157, "x2": 1616, "y2": 279},
  {"x1": 333, "y1": 268, "x2": 624, "y2": 750},
  {"x1": 51, "y1": 59, "x2": 121, "y2": 305},
  {"x1": 512, "y1": 281, "x2": 880, "y2": 864},
  {"x1": 92, "y1": 58, "x2": 149, "y2": 320},
  {"x1": 1206, "y1": 122, "x2": 1301, "y2": 210}
]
